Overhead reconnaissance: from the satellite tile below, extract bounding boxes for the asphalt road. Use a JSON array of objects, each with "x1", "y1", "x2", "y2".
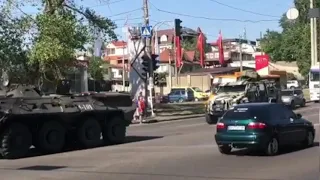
[{"x1": 0, "y1": 103, "x2": 318, "y2": 180}]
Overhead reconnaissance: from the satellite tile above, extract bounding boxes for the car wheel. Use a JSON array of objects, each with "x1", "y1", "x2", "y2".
[
  {"x1": 205, "y1": 114, "x2": 218, "y2": 125},
  {"x1": 264, "y1": 137, "x2": 279, "y2": 156},
  {"x1": 195, "y1": 98, "x2": 199, "y2": 102},
  {"x1": 290, "y1": 101, "x2": 295, "y2": 109},
  {"x1": 178, "y1": 98, "x2": 184, "y2": 103},
  {"x1": 300, "y1": 99, "x2": 306, "y2": 107},
  {"x1": 218, "y1": 145, "x2": 232, "y2": 154},
  {"x1": 290, "y1": 86, "x2": 295, "y2": 89},
  {"x1": 302, "y1": 131, "x2": 314, "y2": 147}
]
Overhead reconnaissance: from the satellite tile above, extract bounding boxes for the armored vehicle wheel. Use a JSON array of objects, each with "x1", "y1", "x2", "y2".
[
  {"x1": 103, "y1": 116, "x2": 126, "y2": 144},
  {"x1": 36, "y1": 121, "x2": 66, "y2": 153},
  {"x1": 77, "y1": 118, "x2": 102, "y2": 148},
  {"x1": 0, "y1": 123, "x2": 32, "y2": 159}
]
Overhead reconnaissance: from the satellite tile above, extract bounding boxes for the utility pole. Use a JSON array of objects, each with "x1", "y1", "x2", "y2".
[
  {"x1": 143, "y1": 0, "x2": 155, "y2": 117},
  {"x1": 260, "y1": 31, "x2": 263, "y2": 55},
  {"x1": 122, "y1": 44, "x2": 126, "y2": 91},
  {"x1": 168, "y1": 49, "x2": 172, "y2": 89},
  {"x1": 310, "y1": 0, "x2": 318, "y2": 66},
  {"x1": 174, "y1": 36, "x2": 178, "y2": 85},
  {"x1": 239, "y1": 35, "x2": 243, "y2": 72}
]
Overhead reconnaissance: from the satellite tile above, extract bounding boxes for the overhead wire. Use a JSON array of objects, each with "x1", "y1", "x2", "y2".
[
  {"x1": 207, "y1": 0, "x2": 280, "y2": 18},
  {"x1": 148, "y1": 0, "x2": 279, "y2": 23}
]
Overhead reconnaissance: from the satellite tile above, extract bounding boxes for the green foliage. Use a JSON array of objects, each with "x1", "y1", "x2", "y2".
[
  {"x1": 88, "y1": 56, "x2": 106, "y2": 80},
  {"x1": 0, "y1": 0, "x2": 117, "y2": 86},
  {"x1": 181, "y1": 35, "x2": 211, "y2": 60},
  {"x1": 260, "y1": 0, "x2": 320, "y2": 76}
]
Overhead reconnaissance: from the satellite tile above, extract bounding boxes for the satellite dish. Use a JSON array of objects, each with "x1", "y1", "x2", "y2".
[
  {"x1": 1, "y1": 71, "x2": 9, "y2": 87},
  {"x1": 286, "y1": 7, "x2": 299, "y2": 20}
]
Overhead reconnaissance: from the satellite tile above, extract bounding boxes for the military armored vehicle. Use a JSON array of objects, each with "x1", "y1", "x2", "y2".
[
  {"x1": 0, "y1": 77, "x2": 135, "y2": 159},
  {"x1": 205, "y1": 72, "x2": 281, "y2": 124}
]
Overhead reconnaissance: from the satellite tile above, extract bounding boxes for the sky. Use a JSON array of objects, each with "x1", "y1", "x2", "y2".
[{"x1": 20, "y1": 0, "x2": 295, "y2": 43}]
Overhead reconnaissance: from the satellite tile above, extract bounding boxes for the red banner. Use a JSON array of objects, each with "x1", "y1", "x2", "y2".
[
  {"x1": 197, "y1": 27, "x2": 205, "y2": 67},
  {"x1": 255, "y1": 55, "x2": 269, "y2": 71}
]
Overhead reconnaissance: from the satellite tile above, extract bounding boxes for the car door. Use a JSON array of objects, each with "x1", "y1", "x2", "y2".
[
  {"x1": 169, "y1": 89, "x2": 179, "y2": 102},
  {"x1": 272, "y1": 104, "x2": 292, "y2": 145},
  {"x1": 294, "y1": 90, "x2": 303, "y2": 104},
  {"x1": 282, "y1": 105, "x2": 305, "y2": 144}
]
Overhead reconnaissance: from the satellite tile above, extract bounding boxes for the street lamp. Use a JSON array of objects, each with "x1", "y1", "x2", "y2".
[
  {"x1": 152, "y1": 21, "x2": 173, "y2": 88},
  {"x1": 153, "y1": 21, "x2": 173, "y2": 54}
]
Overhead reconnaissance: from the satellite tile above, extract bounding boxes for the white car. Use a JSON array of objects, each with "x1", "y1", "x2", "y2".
[{"x1": 287, "y1": 80, "x2": 300, "y2": 89}]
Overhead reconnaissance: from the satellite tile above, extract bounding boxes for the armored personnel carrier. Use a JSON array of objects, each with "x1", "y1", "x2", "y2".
[
  {"x1": 0, "y1": 78, "x2": 135, "y2": 159},
  {"x1": 205, "y1": 71, "x2": 281, "y2": 124}
]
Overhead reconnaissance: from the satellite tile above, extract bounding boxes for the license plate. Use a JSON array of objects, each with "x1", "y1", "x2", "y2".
[
  {"x1": 227, "y1": 126, "x2": 245, "y2": 130},
  {"x1": 215, "y1": 108, "x2": 222, "y2": 111}
]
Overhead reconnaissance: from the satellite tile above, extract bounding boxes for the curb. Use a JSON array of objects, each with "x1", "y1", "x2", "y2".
[{"x1": 130, "y1": 114, "x2": 205, "y2": 124}]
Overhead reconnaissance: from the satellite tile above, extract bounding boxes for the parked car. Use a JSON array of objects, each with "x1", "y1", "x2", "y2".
[
  {"x1": 281, "y1": 89, "x2": 306, "y2": 108},
  {"x1": 167, "y1": 88, "x2": 194, "y2": 103},
  {"x1": 171, "y1": 87, "x2": 208, "y2": 101},
  {"x1": 215, "y1": 103, "x2": 315, "y2": 156},
  {"x1": 287, "y1": 80, "x2": 300, "y2": 89}
]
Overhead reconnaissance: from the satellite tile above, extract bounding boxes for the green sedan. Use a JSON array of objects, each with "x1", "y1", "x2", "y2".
[{"x1": 215, "y1": 102, "x2": 315, "y2": 156}]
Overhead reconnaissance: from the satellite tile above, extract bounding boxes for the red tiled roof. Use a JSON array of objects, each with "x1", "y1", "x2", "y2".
[
  {"x1": 159, "y1": 49, "x2": 199, "y2": 63},
  {"x1": 184, "y1": 51, "x2": 195, "y2": 61},
  {"x1": 159, "y1": 49, "x2": 174, "y2": 63},
  {"x1": 111, "y1": 41, "x2": 127, "y2": 47}
]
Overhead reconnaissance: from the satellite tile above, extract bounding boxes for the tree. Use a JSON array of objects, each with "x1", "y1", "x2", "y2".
[
  {"x1": 260, "y1": 30, "x2": 283, "y2": 62},
  {"x1": 181, "y1": 35, "x2": 211, "y2": 60},
  {"x1": 0, "y1": 9, "x2": 37, "y2": 84},
  {"x1": 260, "y1": 0, "x2": 320, "y2": 76},
  {"x1": 3, "y1": 0, "x2": 117, "y2": 86}
]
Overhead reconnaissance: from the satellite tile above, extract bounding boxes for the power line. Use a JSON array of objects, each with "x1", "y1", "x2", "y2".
[
  {"x1": 207, "y1": 0, "x2": 280, "y2": 18},
  {"x1": 108, "y1": 8, "x2": 142, "y2": 17},
  {"x1": 148, "y1": 0, "x2": 279, "y2": 23},
  {"x1": 89, "y1": 0, "x2": 127, "y2": 8}
]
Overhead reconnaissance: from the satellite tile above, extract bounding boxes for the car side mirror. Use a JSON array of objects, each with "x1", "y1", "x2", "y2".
[{"x1": 296, "y1": 113, "x2": 302, "y2": 119}]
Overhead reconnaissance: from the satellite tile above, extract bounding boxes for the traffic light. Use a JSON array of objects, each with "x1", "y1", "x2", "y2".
[
  {"x1": 154, "y1": 73, "x2": 159, "y2": 86},
  {"x1": 174, "y1": 19, "x2": 182, "y2": 36},
  {"x1": 141, "y1": 55, "x2": 149, "y2": 80},
  {"x1": 151, "y1": 54, "x2": 159, "y2": 71}
]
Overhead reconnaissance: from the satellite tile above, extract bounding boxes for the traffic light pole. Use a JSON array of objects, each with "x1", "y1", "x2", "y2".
[{"x1": 143, "y1": 0, "x2": 155, "y2": 117}]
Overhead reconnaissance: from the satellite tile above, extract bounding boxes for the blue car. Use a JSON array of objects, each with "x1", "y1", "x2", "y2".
[{"x1": 168, "y1": 88, "x2": 194, "y2": 103}]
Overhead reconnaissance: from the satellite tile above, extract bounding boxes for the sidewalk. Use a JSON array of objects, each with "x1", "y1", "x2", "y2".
[{"x1": 131, "y1": 114, "x2": 204, "y2": 124}]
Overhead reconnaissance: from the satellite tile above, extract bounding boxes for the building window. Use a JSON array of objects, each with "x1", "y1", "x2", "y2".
[
  {"x1": 106, "y1": 48, "x2": 115, "y2": 55},
  {"x1": 119, "y1": 70, "x2": 123, "y2": 76}
]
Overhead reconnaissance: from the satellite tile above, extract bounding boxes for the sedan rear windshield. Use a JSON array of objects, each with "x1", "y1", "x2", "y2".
[
  {"x1": 281, "y1": 91, "x2": 293, "y2": 96},
  {"x1": 223, "y1": 106, "x2": 270, "y2": 120}
]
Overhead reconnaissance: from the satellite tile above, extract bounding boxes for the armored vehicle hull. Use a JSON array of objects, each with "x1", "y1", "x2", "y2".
[{"x1": 0, "y1": 87, "x2": 135, "y2": 159}]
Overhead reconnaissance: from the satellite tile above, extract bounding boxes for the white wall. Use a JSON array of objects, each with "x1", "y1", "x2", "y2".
[
  {"x1": 156, "y1": 64, "x2": 174, "y2": 74},
  {"x1": 111, "y1": 68, "x2": 123, "y2": 78},
  {"x1": 105, "y1": 43, "x2": 128, "y2": 56}
]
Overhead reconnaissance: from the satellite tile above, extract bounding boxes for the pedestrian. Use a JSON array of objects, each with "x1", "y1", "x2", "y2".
[
  {"x1": 137, "y1": 96, "x2": 145, "y2": 124},
  {"x1": 133, "y1": 92, "x2": 144, "y2": 123}
]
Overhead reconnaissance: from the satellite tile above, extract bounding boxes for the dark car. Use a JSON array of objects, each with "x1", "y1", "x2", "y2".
[{"x1": 215, "y1": 103, "x2": 315, "y2": 156}]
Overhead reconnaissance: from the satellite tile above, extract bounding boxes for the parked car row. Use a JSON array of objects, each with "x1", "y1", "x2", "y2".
[{"x1": 160, "y1": 87, "x2": 209, "y2": 103}]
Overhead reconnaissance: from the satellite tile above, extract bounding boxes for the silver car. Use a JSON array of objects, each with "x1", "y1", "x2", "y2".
[{"x1": 281, "y1": 89, "x2": 306, "y2": 108}]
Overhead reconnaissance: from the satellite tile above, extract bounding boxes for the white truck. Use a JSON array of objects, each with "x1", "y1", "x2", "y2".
[{"x1": 309, "y1": 63, "x2": 320, "y2": 102}]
